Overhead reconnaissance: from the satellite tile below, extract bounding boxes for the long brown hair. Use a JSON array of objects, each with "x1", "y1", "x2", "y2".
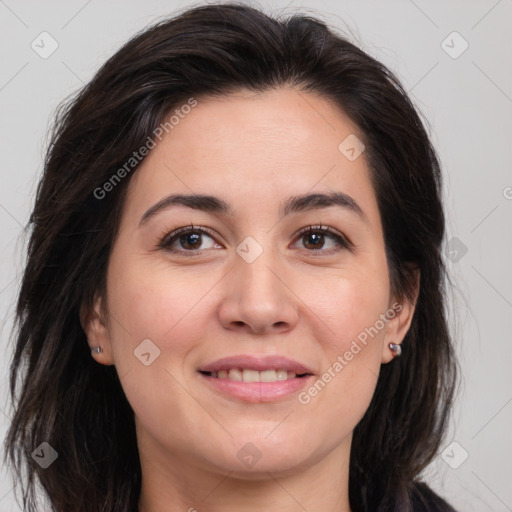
[{"x1": 4, "y1": 3, "x2": 458, "y2": 511}]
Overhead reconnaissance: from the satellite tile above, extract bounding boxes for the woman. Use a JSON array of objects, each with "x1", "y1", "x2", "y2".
[{"x1": 4, "y1": 3, "x2": 459, "y2": 511}]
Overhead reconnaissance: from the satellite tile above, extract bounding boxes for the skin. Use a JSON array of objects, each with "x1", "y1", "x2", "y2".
[{"x1": 84, "y1": 87, "x2": 419, "y2": 512}]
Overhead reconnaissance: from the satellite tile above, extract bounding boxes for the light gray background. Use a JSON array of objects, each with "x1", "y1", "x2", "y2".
[{"x1": 0, "y1": 0, "x2": 511, "y2": 511}]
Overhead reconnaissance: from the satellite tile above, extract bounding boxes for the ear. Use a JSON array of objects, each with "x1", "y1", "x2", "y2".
[
  {"x1": 381, "y1": 267, "x2": 420, "y2": 364},
  {"x1": 80, "y1": 294, "x2": 115, "y2": 366}
]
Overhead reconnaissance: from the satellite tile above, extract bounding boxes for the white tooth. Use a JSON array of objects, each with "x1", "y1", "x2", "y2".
[
  {"x1": 260, "y1": 370, "x2": 277, "y2": 382},
  {"x1": 220, "y1": 368, "x2": 296, "y2": 381},
  {"x1": 211, "y1": 371, "x2": 218, "y2": 378},
  {"x1": 276, "y1": 369, "x2": 288, "y2": 381},
  {"x1": 228, "y1": 368, "x2": 243, "y2": 381},
  {"x1": 243, "y1": 369, "x2": 260, "y2": 382}
]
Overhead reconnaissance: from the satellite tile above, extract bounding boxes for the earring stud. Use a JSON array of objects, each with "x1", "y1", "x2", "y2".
[
  {"x1": 389, "y1": 343, "x2": 402, "y2": 357},
  {"x1": 91, "y1": 346, "x2": 103, "y2": 354}
]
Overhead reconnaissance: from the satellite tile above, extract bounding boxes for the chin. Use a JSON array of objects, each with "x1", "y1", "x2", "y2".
[{"x1": 205, "y1": 435, "x2": 317, "y2": 478}]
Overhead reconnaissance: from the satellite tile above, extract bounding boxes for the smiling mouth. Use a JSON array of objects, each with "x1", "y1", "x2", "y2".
[{"x1": 199, "y1": 369, "x2": 312, "y2": 383}]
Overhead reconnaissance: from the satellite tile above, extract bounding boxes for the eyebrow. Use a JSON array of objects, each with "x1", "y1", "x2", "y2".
[{"x1": 139, "y1": 191, "x2": 368, "y2": 226}]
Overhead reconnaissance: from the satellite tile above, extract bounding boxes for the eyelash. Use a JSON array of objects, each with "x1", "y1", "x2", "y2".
[{"x1": 157, "y1": 223, "x2": 353, "y2": 256}]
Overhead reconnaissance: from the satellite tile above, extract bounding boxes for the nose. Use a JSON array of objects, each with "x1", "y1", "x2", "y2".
[{"x1": 218, "y1": 245, "x2": 299, "y2": 335}]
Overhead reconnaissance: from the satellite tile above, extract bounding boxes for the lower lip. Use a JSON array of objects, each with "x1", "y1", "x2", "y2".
[{"x1": 199, "y1": 373, "x2": 314, "y2": 403}]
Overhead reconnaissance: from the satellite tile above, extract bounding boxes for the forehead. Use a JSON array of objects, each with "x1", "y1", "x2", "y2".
[{"x1": 123, "y1": 87, "x2": 381, "y2": 231}]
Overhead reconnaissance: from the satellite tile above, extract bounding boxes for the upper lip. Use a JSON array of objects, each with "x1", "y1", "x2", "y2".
[{"x1": 198, "y1": 355, "x2": 315, "y2": 375}]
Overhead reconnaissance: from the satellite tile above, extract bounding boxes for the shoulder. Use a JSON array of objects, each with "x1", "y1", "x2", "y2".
[{"x1": 409, "y1": 481, "x2": 458, "y2": 512}]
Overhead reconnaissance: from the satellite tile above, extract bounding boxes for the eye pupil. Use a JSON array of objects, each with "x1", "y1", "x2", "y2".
[
  {"x1": 304, "y1": 232, "x2": 324, "y2": 249},
  {"x1": 181, "y1": 232, "x2": 201, "y2": 249}
]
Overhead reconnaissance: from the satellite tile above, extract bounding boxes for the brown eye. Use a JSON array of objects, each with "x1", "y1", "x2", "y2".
[
  {"x1": 294, "y1": 225, "x2": 352, "y2": 253},
  {"x1": 302, "y1": 231, "x2": 326, "y2": 250},
  {"x1": 177, "y1": 232, "x2": 203, "y2": 250},
  {"x1": 159, "y1": 226, "x2": 221, "y2": 253}
]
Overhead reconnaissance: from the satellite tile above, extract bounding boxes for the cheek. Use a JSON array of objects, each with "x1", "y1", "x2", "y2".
[
  {"x1": 105, "y1": 254, "x2": 219, "y2": 356},
  {"x1": 103, "y1": 256, "x2": 215, "y2": 443},
  {"x1": 297, "y1": 260, "x2": 390, "y2": 353},
  {"x1": 293, "y1": 263, "x2": 389, "y2": 422}
]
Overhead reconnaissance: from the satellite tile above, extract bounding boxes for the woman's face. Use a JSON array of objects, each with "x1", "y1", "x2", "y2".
[{"x1": 86, "y1": 87, "x2": 417, "y2": 479}]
